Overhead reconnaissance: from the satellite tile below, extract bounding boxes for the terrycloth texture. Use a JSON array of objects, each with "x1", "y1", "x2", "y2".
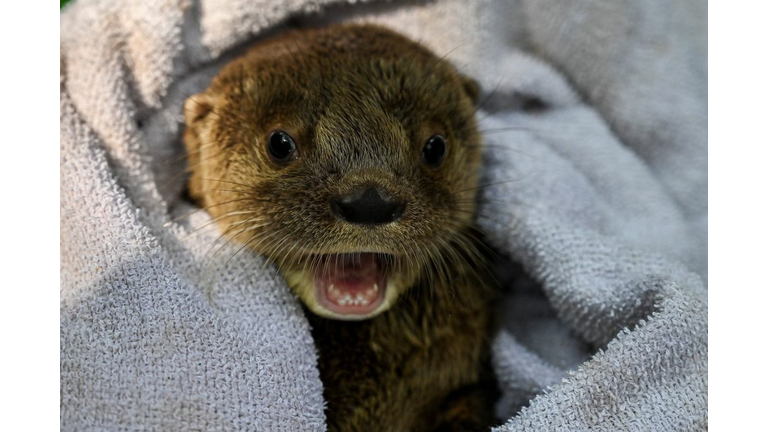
[{"x1": 60, "y1": 0, "x2": 707, "y2": 430}]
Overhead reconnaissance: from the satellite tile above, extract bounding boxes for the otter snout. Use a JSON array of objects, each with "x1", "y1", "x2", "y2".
[{"x1": 330, "y1": 187, "x2": 406, "y2": 225}]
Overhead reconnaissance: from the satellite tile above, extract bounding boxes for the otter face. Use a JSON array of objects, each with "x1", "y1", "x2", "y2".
[{"x1": 183, "y1": 25, "x2": 482, "y2": 320}]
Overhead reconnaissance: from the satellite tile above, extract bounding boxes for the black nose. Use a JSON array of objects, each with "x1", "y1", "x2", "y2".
[{"x1": 330, "y1": 187, "x2": 406, "y2": 225}]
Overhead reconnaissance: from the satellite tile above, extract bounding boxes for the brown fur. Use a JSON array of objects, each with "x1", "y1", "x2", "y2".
[{"x1": 183, "y1": 23, "x2": 498, "y2": 431}]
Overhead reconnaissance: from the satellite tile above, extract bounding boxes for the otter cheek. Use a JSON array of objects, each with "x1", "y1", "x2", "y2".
[{"x1": 313, "y1": 253, "x2": 387, "y2": 318}]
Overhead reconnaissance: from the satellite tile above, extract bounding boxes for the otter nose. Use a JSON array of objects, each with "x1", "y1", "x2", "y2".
[{"x1": 330, "y1": 187, "x2": 406, "y2": 225}]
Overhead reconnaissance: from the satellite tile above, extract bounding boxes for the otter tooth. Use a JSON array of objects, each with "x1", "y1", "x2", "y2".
[
  {"x1": 356, "y1": 293, "x2": 364, "y2": 301},
  {"x1": 373, "y1": 284, "x2": 379, "y2": 292},
  {"x1": 329, "y1": 284, "x2": 336, "y2": 292}
]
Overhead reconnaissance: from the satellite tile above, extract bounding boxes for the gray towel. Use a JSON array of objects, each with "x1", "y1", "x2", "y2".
[{"x1": 60, "y1": 0, "x2": 707, "y2": 430}]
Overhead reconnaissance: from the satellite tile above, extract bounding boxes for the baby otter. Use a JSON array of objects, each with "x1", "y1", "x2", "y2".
[{"x1": 183, "y1": 24, "x2": 498, "y2": 431}]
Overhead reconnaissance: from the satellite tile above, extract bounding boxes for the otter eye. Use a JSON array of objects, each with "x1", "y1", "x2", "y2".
[
  {"x1": 267, "y1": 130, "x2": 298, "y2": 162},
  {"x1": 421, "y1": 134, "x2": 447, "y2": 167}
]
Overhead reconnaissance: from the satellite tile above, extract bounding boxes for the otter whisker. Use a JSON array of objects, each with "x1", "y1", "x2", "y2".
[
  {"x1": 421, "y1": 61, "x2": 471, "y2": 97},
  {"x1": 199, "y1": 178, "x2": 259, "y2": 189},
  {"x1": 267, "y1": 228, "x2": 299, "y2": 273},
  {"x1": 413, "y1": 42, "x2": 469, "y2": 90},
  {"x1": 275, "y1": 235, "x2": 304, "y2": 275},
  {"x1": 164, "y1": 198, "x2": 258, "y2": 226},
  {"x1": 454, "y1": 179, "x2": 528, "y2": 194},
  {"x1": 204, "y1": 230, "x2": 263, "y2": 294},
  {"x1": 183, "y1": 211, "x2": 265, "y2": 238},
  {"x1": 479, "y1": 126, "x2": 533, "y2": 134},
  {"x1": 433, "y1": 236, "x2": 463, "y2": 308},
  {"x1": 200, "y1": 215, "x2": 274, "y2": 272},
  {"x1": 160, "y1": 140, "x2": 221, "y2": 167},
  {"x1": 159, "y1": 142, "x2": 248, "y2": 190},
  {"x1": 220, "y1": 226, "x2": 285, "y2": 281},
  {"x1": 464, "y1": 143, "x2": 529, "y2": 152},
  {"x1": 474, "y1": 73, "x2": 506, "y2": 116},
  {"x1": 203, "y1": 189, "x2": 283, "y2": 204}
]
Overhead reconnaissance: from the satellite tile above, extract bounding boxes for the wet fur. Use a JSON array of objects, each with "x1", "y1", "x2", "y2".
[{"x1": 183, "y1": 24, "x2": 499, "y2": 431}]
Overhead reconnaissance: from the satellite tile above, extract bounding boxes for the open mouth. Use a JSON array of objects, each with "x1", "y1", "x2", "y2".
[{"x1": 313, "y1": 253, "x2": 389, "y2": 318}]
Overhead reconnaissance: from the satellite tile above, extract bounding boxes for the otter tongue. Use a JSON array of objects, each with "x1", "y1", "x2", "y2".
[{"x1": 319, "y1": 254, "x2": 383, "y2": 311}]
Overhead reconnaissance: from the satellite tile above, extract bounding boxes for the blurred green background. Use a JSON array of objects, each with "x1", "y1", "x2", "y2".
[{"x1": 61, "y1": 0, "x2": 72, "y2": 9}]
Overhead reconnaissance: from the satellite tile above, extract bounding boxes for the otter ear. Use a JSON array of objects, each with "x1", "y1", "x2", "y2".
[
  {"x1": 182, "y1": 92, "x2": 217, "y2": 202},
  {"x1": 183, "y1": 92, "x2": 217, "y2": 125},
  {"x1": 460, "y1": 75, "x2": 481, "y2": 105}
]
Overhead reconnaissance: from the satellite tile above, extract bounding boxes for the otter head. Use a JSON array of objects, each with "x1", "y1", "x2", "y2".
[{"x1": 183, "y1": 24, "x2": 482, "y2": 320}]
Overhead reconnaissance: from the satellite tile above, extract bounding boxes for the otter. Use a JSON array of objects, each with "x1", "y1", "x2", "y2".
[{"x1": 183, "y1": 24, "x2": 499, "y2": 431}]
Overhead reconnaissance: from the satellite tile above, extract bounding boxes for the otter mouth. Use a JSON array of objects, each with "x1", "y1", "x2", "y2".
[{"x1": 313, "y1": 253, "x2": 389, "y2": 318}]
